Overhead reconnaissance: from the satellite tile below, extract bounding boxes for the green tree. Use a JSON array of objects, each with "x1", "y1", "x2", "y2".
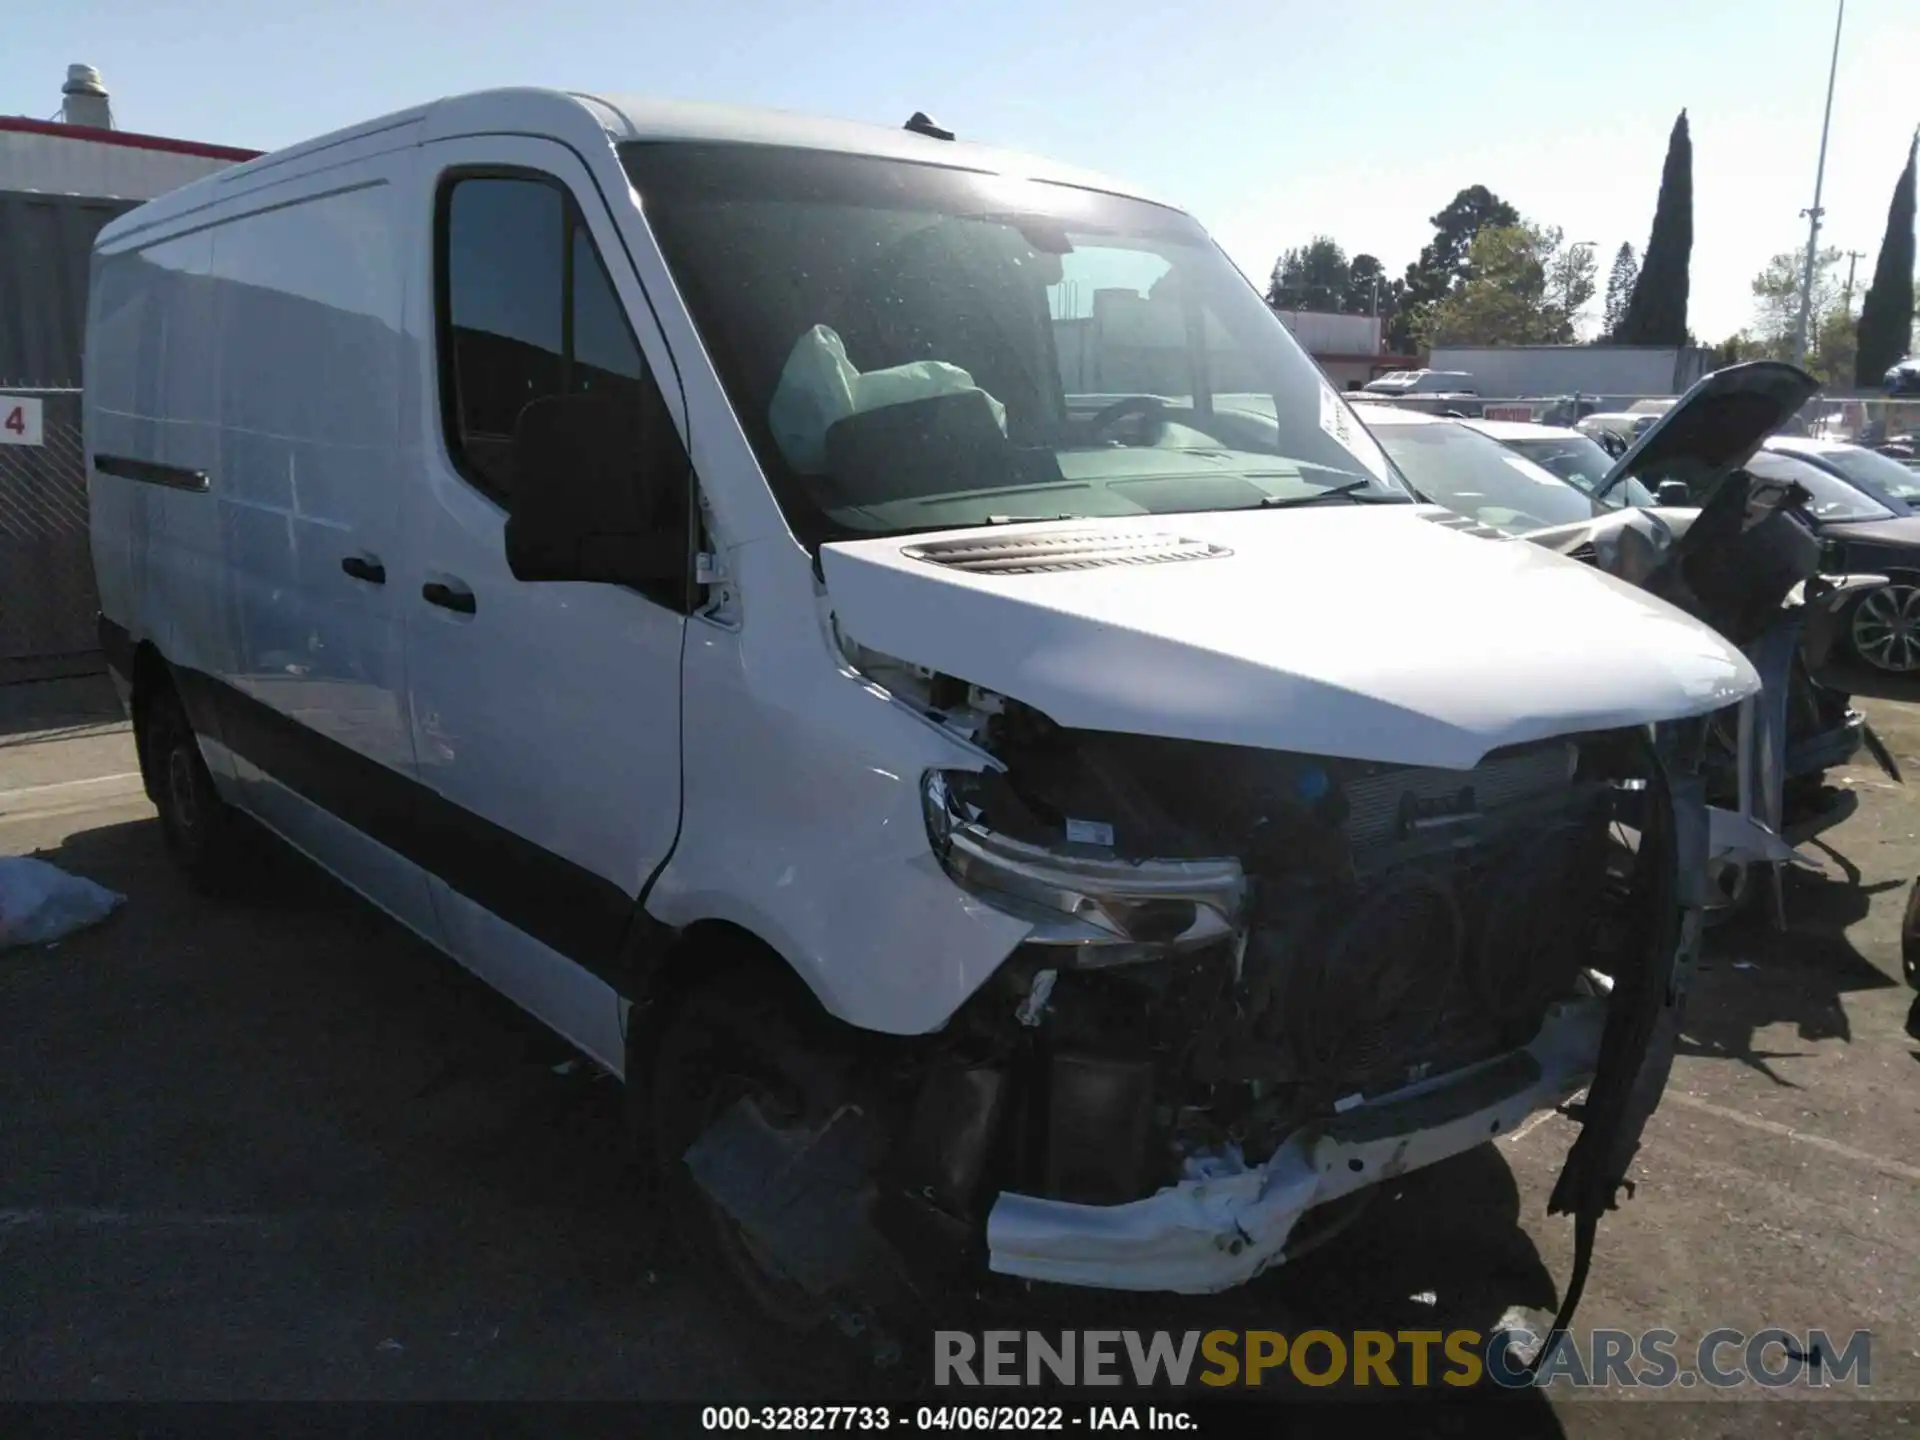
[
  {"x1": 1709, "y1": 333, "x2": 1764, "y2": 367},
  {"x1": 1424, "y1": 225, "x2": 1596, "y2": 345},
  {"x1": 1542, "y1": 230, "x2": 1599, "y2": 336},
  {"x1": 1267, "y1": 236, "x2": 1350, "y2": 311},
  {"x1": 1617, "y1": 110, "x2": 1694, "y2": 345},
  {"x1": 1265, "y1": 242, "x2": 1407, "y2": 345},
  {"x1": 1392, "y1": 185, "x2": 1520, "y2": 350},
  {"x1": 1748, "y1": 247, "x2": 1842, "y2": 359},
  {"x1": 1855, "y1": 130, "x2": 1917, "y2": 386},
  {"x1": 1742, "y1": 246, "x2": 1858, "y2": 385},
  {"x1": 1344, "y1": 253, "x2": 1404, "y2": 319},
  {"x1": 1814, "y1": 304, "x2": 1857, "y2": 390},
  {"x1": 1601, "y1": 243, "x2": 1639, "y2": 338}
]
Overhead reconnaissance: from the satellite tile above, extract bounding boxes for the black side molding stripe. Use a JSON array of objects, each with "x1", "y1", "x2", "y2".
[
  {"x1": 98, "y1": 615, "x2": 135, "y2": 680},
  {"x1": 179, "y1": 666, "x2": 635, "y2": 991},
  {"x1": 94, "y1": 454, "x2": 210, "y2": 492}
]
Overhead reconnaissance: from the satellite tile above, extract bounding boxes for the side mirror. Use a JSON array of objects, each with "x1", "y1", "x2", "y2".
[
  {"x1": 503, "y1": 393, "x2": 685, "y2": 590},
  {"x1": 1656, "y1": 480, "x2": 1693, "y2": 507}
]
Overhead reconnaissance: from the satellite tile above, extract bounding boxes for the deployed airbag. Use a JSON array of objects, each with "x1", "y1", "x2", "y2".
[{"x1": 768, "y1": 324, "x2": 1008, "y2": 474}]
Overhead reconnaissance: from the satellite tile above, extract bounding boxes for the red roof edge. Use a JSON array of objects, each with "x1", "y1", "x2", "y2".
[{"x1": 0, "y1": 114, "x2": 262, "y2": 163}]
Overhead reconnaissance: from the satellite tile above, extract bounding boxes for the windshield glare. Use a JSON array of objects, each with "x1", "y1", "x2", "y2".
[
  {"x1": 1747, "y1": 450, "x2": 1895, "y2": 522},
  {"x1": 619, "y1": 143, "x2": 1410, "y2": 545},
  {"x1": 1363, "y1": 417, "x2": 1613, "y2": 534},
  {"x1": 1498, "y1": 433, "x2": 1655, "y2": 507},
  {"x1": 1800, "y1": 444, "x2": 1920, "y2": 511}
]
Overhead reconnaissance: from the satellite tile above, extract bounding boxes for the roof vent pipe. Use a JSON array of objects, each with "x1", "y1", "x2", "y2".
[{"x1": 61, "y1": 64, "x2": 113, "y2": 129}]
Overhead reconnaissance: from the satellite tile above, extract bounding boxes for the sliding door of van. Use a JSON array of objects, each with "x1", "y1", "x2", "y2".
[
  {"x1": 202, "y1": 151, "x2": 443, "y2": 942},
  {"x1": 398, "y1": 138, "x2": 690, "y2": 1069}
]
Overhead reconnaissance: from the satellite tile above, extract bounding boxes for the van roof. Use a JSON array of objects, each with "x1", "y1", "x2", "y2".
[
  {"x1": 98, "y1": 87, "x2": 1166, "y2": 247},
  {"x1": 582, "y1": 91, "x2": 1153, "y2": 196}
]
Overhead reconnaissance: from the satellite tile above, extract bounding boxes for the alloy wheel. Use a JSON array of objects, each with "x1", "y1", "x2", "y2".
[{"x1": 1851, "y1": 584, "x2": 1920, "y2": 673}]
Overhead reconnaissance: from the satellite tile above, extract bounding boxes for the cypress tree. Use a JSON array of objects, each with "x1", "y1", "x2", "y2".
[
  {"x1": 1617, "y1": 110, "x2": 1694, "y2": 346},
  {"x1": 1855, "y1": 131, "x2": 1917, "y2": 387}
]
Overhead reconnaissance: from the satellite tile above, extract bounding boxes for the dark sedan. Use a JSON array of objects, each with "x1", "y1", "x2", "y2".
[{"x1": 1748, "y1": 437, "x2": 1920, "y2": 674}]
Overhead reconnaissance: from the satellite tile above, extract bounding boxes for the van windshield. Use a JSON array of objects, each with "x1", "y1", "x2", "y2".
[{"x1": 619, "y1": 142, "x2": 1410, "y2": 547}]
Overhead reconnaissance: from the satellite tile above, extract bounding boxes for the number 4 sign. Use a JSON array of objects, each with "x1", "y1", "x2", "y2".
[{"x1": 1, "y1": 396, "x2": 45, "y2": 446}]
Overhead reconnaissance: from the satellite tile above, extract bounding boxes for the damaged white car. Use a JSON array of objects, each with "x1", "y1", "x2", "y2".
[{"x1": 88, "y1": 91, "x2": 1759, "y2": 1343}]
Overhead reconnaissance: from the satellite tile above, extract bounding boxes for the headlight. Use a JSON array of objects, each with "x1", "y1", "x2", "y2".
[{"x1": 923, "y1": 769, "x2": 1246, "y2": 964}]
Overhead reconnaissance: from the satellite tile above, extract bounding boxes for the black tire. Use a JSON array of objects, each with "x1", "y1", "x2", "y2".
[
  {"x1": 645, "y1": 961, "x2": 843, "y2": 1335},
  {"x1": 142, "y1": 681, "x2": 242, "y2": 893}
]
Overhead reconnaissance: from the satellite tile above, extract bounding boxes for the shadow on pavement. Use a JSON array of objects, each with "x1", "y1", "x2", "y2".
[
  {"x1": 1683, "y1": 853, "x2": 1904, "y2": 1084},
  {"x1": 0, "y1": 674, "x2": 125, "y2": 745}
]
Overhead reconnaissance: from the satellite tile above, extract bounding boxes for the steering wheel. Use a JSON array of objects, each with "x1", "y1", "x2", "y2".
[{"x1": 1086, "y1": 394, "x2": 1167, "y2": 443}]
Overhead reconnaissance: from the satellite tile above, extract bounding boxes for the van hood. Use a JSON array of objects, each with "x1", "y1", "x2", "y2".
[{"x1": 820, "y1": 507, "x2": 1761, "y2": 770}]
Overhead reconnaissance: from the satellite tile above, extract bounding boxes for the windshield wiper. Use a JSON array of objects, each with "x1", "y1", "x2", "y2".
[
  {"x1": 985, "y1": 513, "x2": 1079, "y2": 524},
  {"x1": 1258, "y1": 479, "x2": 1383, "y2": 509}
]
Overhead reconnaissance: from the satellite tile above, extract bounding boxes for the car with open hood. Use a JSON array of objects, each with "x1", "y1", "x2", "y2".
[
  {"x1": 86, "y1": 87, "x2": 1757, "y2": 1338},
  {"x1": 1361, "y1": 365, "x2": 1895, "y2": 918}
]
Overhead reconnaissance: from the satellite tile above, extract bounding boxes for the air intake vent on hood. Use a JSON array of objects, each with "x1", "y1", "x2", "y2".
[
  {"x1": 902, "y1": 530, "x2": 1231, "y2": 575},
  {"x1": 1419, "y1": 509, "x2": 1505, "y2": 540}
]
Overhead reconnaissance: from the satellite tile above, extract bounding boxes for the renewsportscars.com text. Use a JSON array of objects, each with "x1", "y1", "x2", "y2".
[{"x1": 933, "y1": 1328, "x2": 1873, "y2": 1390}]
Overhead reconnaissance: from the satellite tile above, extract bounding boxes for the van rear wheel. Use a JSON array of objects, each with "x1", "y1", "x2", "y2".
[{"x1": 144, "y1": 683, "x2": 241, "y2": 892}]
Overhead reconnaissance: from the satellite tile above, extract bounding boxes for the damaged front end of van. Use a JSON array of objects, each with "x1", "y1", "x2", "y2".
[
  {"x1": 681, "y1": 660, "x2": 1720, "y2": 1323},
  {"x1": 675, "y1": 514, "x2": 1750, "y2": 1321},
  {"x1": 923, "y1": 726, "x2": 1696, "y2": 1296}
]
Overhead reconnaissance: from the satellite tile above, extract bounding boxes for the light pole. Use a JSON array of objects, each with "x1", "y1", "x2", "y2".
[
  {"x1": 1841, "y1": 249, "x2": 1866, "y2": 314},
  {"x1": 1793, "y1": 0, "x2": 1846, "y2": 370}
]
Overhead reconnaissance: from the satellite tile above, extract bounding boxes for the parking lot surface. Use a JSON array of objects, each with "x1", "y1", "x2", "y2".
[{"x1": 2, "y1": 675, "x2": 1916, "y2": 1435}]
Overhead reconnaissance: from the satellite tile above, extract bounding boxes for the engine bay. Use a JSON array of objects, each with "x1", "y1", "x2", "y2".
[{"x1": 909, "y1": 698, "x2": 1645, "y2": 1216}]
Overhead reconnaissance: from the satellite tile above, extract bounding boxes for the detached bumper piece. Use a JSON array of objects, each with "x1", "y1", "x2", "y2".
[{"x1": 985, "y1": 999, "x2": 1605, "y2": 1292}]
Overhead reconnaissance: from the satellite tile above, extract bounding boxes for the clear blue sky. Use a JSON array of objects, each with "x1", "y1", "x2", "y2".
[{"x1": 6, "y1": 0, "x2": 1916, "y2": 343}]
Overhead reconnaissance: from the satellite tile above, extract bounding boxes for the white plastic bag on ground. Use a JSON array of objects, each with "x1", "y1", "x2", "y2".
[{"x1": 0, "y1": 856, "x2": 124, "y2": 949}]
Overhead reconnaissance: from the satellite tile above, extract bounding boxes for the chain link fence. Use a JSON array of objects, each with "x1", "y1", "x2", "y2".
[
  {"x1": 0, "y1": 388, "x2": 102, "y2": 682},
  {"x1": 1795, "y1": 396, "x2": 1920, "y2": 452}
]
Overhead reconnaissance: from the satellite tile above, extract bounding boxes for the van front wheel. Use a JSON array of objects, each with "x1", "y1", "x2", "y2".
[
  {"x1": 144, "y1": 683, "x2": 241, "y2": 892},
  {"x1": 648, "y1": 968, "x2": 845, "y2": 1335}
]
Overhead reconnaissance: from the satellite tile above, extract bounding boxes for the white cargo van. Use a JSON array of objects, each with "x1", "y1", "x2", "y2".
[{"x1": 87, "y1": 89, "x2": 1758, "y2": 1321}]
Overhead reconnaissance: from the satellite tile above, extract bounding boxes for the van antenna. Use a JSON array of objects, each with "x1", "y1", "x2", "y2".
[{"x1": 903, "y1": 112, "x2": 955, "y2": 141}]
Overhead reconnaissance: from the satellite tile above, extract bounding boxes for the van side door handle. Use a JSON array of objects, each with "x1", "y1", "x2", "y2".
[
  {"x1": 421, "y1": 580, "x2": 476, "y2": 615},
  {"x1": 340, "y1": 555, "x2": 386, "y2": 584}
]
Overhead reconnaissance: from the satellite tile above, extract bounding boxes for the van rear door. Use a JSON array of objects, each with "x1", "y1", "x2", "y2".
[{"x1": 398, "y1": 137, "x2": 690, "y2": 1068}]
